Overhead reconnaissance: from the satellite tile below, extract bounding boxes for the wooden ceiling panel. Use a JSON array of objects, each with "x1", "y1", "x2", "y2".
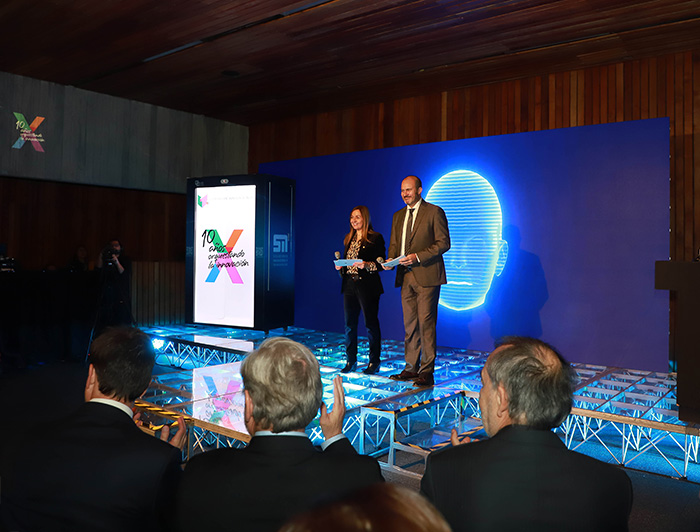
[{"x1": 1, "y1": 0, "x2": 699, "y2": 124}]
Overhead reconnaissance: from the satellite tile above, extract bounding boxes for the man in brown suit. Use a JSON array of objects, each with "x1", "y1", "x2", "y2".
[{"x1": 384, "y1": 175, "x2": 450, "y2": 387}]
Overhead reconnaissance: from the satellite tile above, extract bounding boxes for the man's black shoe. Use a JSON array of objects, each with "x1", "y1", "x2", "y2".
[{"x1": 413, "y1": 373, "x2": 434, "y2": 387}]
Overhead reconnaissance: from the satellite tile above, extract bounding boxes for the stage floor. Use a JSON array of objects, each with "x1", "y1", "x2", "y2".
[{"x1": 138, "y1": 324, "x2": 700, "y2": 482}]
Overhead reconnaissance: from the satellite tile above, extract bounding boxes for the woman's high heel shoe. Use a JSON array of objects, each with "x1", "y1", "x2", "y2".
[{"x1": 341, "y1": 362, "x2": 357, "y2": 373}]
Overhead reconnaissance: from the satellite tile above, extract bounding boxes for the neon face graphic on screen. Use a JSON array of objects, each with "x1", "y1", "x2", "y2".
[{"x1": 426, "y1": 170, "x2": 508, "y2": 311}]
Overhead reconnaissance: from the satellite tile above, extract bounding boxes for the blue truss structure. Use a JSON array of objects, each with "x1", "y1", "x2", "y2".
[{"x1": 137, "y1": 325, "x2": 700, "y2": 483}]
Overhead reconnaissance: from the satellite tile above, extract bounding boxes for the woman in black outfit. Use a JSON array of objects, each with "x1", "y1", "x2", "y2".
[{"x1": 337, "y1": 205, "x2": 385, "y2": 374}]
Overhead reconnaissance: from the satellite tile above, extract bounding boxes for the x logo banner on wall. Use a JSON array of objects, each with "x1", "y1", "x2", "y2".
[{"x1": 12, "y1": 112, "x2": 45, "y2": 152}]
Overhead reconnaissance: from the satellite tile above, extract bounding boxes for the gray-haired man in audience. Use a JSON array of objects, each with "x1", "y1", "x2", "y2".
[
  {"x1": 175, "y1": 336, "x2": 383, "y2": 532},
  {"x1": 421, "y1": 336, "x2": 633, "y2": 532}
]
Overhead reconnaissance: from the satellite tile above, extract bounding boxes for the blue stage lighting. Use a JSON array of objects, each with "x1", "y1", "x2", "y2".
[
  {"x1": 151, "y1": 338, "x2": 166, "y2": 352},
  {"x1": 426, "y1": 170, "x2": 508, "y2": 311}
]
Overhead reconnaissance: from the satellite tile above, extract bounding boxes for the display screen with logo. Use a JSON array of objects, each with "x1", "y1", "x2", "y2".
[{"x1": 193, "y1": 184, "x2": 256, "y2": 327}]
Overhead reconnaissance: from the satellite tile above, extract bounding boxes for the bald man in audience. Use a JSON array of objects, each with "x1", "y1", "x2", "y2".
[{"x1": 421, "y1": 337, "x2": 633, "y2": 532}]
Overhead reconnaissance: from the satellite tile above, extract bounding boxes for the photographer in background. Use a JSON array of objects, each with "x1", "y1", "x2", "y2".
[{"x1": 94, "y1": 239, "x2": 134, "y2": 336}]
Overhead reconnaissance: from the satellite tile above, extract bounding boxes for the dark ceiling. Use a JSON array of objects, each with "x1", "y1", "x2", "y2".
[{"x1": 2, "y1": 0, "x2": 700, "y2": 126}]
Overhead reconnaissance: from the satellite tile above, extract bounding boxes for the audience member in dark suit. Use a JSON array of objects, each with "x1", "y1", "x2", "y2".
[
  {"x1": 175, "y1": 337, "x2": 384, "y2": 532},
  {"x1": 384, "y1": 175, "x2": 450, "y2": 387},
  {"x1": 337, "y1": 205, "x2": 386, "y2": 374},
  {"x1": 1, "y1": 327, "x2": 186, "y2": 532},
  {"x1": 420, "y1": 337, "x2": 633, "y2": 532}
]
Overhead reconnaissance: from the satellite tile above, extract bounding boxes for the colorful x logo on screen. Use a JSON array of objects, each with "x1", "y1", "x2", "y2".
[
  {"x1": 12, "y1": 113, "x2": 45, "y2": 152},
  {"x1": 205, "y1": 229, "x2": 244, "y2": 284}
]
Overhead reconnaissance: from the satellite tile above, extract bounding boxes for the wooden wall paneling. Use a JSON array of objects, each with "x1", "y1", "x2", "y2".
[
  {"x1": 156, "y1": 262, "x2": 164, "y2": 327},
  {"x1": 142, "y1": 261, "x2": 151, "y2": 327},
  {"x1": 577, "y1": 69, "x2": 586, "y2": 127},
  {"x1": 316, "y1": 112, "x2": 337, "y2": 156},
  {"x1": 472, "y1": 85, "x2": 483, "y2": 138},
  {"x1": 649, "y1": 58, "x2": 658, "y2": 118},
  {"x1": 534, "y1": 76, "x2": 543, "y2": 131},
  {"x1": 248, "y1": 122, "x2": 275, "y2": 173},
  {"x1": 503, "y1": 80, "x2": 511, "y2": 134},
  {"x1": 168, "y1": 263, "x2": 176, "y2": 324},
  {"x1": 354, "y1": 106, "x2": 371, "y2": 151},
  {"x1": 592, "y1": 67, "x2": 601, "y2": 125},
  {"x1": 673, "y1": 53, "x2": 685, "y2": 260},
  {"x1": 514, "y1": 79, "x2": 523, "y2": 133},
  {"x1": 382, "y1": 99, "x2": 394, "y2": 150},
  {"x1": 299, "y1": 114, "x2": 318, "y2": 159},
  {"x1": 144, "y1": 261, "x2": 154, "y2": 327},
  {"x1": 548, "y1": 74, "x2": 556, "y2": 130},
  {"x1": 450, "y1": 89, "x2": 463, "y2": 141},
  {"x1": 132, "y1": 262, "x2": 142, "y2": 326},
  {"x1": 481, "y1": 85, "x2": 490, "y2": 137},
  {"x1": 338, "y1": 108, "x2": 353, "y2": 154},
  {"x1": 506, "y1": 80, "x2": 512, "y2": 134},
  {"x1": 131, "y1": 261, "x2": 186, "y2": 326},
  {"x1": 583, "y1": 69, "x2": 593, "y2": 125},
  {"x1": 165, "y1": 262, "x2": 174, "y2": 325},
  {"x1": 440, "y1": 91, "x2": 449, "y2": 142},
  {"x1": 177, "y1": 262, "x2": 185, "y2": 324},
  {"x1": 419, "y1": 93, "x2": 439, "y2": 145},
  {"x1": 375, "y1": 103, "x2": 385, "y2": 151},
  {"x1": 375, "y1": 103, "x2": 386, "y2": 150},
  {"x1": 695, "y1": 51, "x2": 700, "y2": 260},
  {"x1": 568, "y1": 71, "x2": 578, "y2": 128},
  {"x1": 667, "y1": 55, "x2": 678, "y2": 259},
  {"x1": 490, "y1": 83, "x2": 500, "y2": 137},
  {"x1": 248, "y1": 49, "x2": 697, "y2": 269},
  {"x1": 553, "y1": 74, "x2": 561, "y2": 130},
  {"x1": 609, "y1": 64, "x2": 618, "y2": 123},
  {"x1": 641, "y1": 58, "x2": 650, "y2": 119},
  {"x1": 396, "y1": 97, "x2": 417, "y2": 147},
  {"x1": 631, "y1": 60, "x2": 640, "y2": 121},
  {"x1": 148, "y1": 262, "x2": 157, "y2": 326},
  {"x1": 0, "y1": 176, "x2": 185, "y2": 270},
  {"x1": 683, "y1": 51, "x2": 694, "y2": 259},
  {"x1": 599, "y1": 66, "x2": 608, "y2": 125},
  {"x1": 495, "y1": 83, "x2": 503, "y2": 136},
  {"x1": 138, "y1": 261, "x2": 148, "y2": 327}
]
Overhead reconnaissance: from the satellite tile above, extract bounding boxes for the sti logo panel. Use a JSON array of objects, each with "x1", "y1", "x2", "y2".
[
  {"x1": 273, "y1": 234, "x2": 288, "y2": 253},
  {"x1": 426, "y1": 170, "x2": 508, "y2": 311}
]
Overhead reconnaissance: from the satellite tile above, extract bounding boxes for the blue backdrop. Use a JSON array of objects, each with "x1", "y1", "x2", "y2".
[{"x1": 260, "y1": 118, "x2": 670, "y2": 371}]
